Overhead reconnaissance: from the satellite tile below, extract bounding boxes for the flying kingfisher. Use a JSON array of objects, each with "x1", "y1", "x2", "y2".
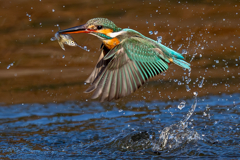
[{"x1": 58, "y1": 18, "x2": 190, "y2": 102}]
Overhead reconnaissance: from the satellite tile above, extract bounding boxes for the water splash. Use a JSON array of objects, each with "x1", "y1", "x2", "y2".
[
  {"x1": 26, "y1": 12, "x2": 32, "y2": 21},
  {"x1": 198, "y1": 77, "x2": 205, "y2": 88},
  {"x1": 157, "y1": 36, "x2": 162, "y2": 44},
  {"x1": 190, "y1": 53, "x2": 197, "y2": 62},
  {"x1": 188, "y1": 68, "x2": 191, "y2": 77},
  {"x1": 182, "y1": 49, "x2": 188, "y2": 55},
  {"x1": 80, "y1": 45, "x2": 90, "y2": 52},
  {"x1": 177, "y1": 44, "x2": 183, "y2": 51},
  {"x1": 7, "y1": 62, "x2": 15, "y2": 69},
  {"x1": 185, "y1": 85, "x2": 191, "y2": 92},
  {"x1": 178, "y1": 101, "x2": 186, "y2": 110},
  {"x1": 152, "y1": 92, "x2": 201, "y2": 152}
]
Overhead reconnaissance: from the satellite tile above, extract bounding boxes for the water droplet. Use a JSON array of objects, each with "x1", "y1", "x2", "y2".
[
  {"x1": 186, "y1": 78, "x2": 191, "y2": 84},
  {"x1": 188, "y1": 68, "x2": 191, "y2": 77},
  {"x1": 83, "y1": 46, "x2": 89, "y2": 52},
  {"x1": 119, "y1": 109, "x2": 123, "y2": 112},
  {"x1": 177, "y1": 44, "x2": 182, "y2": 51},
  {"x1": 185, "y1": 85, "x2": 191, "y2": 92},
  {"x1": 178, "y1": 101, "x2": 186, "y2": 110},
  {"x1": 182, "y1": 49, "x2": 187, "y2": 55},
  {"x1": 29, "y1": 18, "x2": 32, "y2": 21},
  {"x1": 52, "y1": 9, "x2": 55, "y2": 12},
  {"x1": 203, "y1": 112, "x2": 207, "y2": 116},
  {"x1": 190, "y1": 53, "x2": 197, "y2": 62},
  {"x1": 193, "y1": 92, "x2": 198, "y2": 96},
  {"x1": 146, "y1": 21, "x2": 148, "y2": 24},
  {"x1": 149, "y1": 31, "x2": 153, "y2": 35},
  {"x1": 7, "y1": 62, "x2": 14, "y2": 69},
  {"x1": 154, "y1": 31, "x2": 158, "y2": 35},
  {"x1": 157, "y1": 36, "x2": 162, "y2": 44},
  {"x1": 62, "y1": 55, "x2": 65, "y2": 59},
  {"x1": 198, "y1": 77, "x2": 205, "y2": 88}
]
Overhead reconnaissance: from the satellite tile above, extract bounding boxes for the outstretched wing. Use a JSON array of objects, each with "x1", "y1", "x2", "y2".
[
  {"x1": 85, "y1": 37, "x2": 170, "y2": 102},
  {"x1": 85, "y1": 44, "x2": 111, "y2": 84}
]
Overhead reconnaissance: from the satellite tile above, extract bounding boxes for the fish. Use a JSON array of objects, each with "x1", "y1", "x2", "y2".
[{"x1": 51, "y1": 31, "x2": 78, "y2": 51}]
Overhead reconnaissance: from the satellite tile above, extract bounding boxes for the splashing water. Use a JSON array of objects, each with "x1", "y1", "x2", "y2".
[
  {"x1": 182, "y1": 49, "x2": 188, "y2": 55},
  {"x1": 152, "y1": 92, "x2": 201, "y2": 152},
  {"x1": 190, "y1": 53, "x2": 197, "y2": 62},
  {"x1": 177, "y1": 44, "x2": 183, "y2": 51},
  {"x1": 157, "y1": 36, "x2": 162, "y2": 44},
  {"x1": 178, "y1": 101, "x2": 186, "y2": 110},
  {"x1": 188, "y1": 68, "x2": 191, "y2": 77},
  {"x1": 7, "y1": 62, "x2": 14, "y2": 69},
  {"x1": 198, "y1": 77, "x2": 205, "y2": 88},
  {"x1": 185, "y1": 85, "x2": 191, "y2": 92},
  {"x1": 81, "y1": 46, "x2": 90, "y2": 52}
]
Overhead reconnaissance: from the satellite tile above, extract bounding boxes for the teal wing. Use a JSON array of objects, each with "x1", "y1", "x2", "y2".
[{"x1": 85, "y1": 37, "x2": 170, "y2": 102}]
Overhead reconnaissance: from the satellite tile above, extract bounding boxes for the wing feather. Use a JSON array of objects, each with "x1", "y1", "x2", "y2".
[
  {"x1": 100, "y1": 71, "x2": 113, "y2": 102},
  {"x1": 85, "y1": 37, "x2": 172, "y2": 101}
]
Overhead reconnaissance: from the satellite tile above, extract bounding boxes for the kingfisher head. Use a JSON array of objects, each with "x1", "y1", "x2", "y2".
[{"x1": 58, "y1": 18, "x2": 122, "y2": 40}]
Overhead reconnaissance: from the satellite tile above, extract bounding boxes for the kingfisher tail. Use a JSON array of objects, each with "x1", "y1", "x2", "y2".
[{"x1": 172, "y1": 58, "x2": 191, "y2": 69}]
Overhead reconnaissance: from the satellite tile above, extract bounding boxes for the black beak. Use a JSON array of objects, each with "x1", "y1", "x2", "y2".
[{"x1": 58, "y1": 24, "x2": 89, "y2": 34}]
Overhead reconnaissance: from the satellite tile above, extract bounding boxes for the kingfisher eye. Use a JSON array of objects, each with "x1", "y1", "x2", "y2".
[{"x1": 97, "y1": 25, "x2": 103, "y2": 30}]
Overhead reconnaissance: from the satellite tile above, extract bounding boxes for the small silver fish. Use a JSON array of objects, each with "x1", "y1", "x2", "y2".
[
  {"x1": 51, "y1": 31, "x2": 78, "y2": 51},
  {"x1": 51, "y1": 25, "x2": 89, "y2": 52}
]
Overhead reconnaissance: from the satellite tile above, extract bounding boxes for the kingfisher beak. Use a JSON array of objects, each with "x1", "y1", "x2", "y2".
[{"x1": 58, "y1": 24, "x2": 91, "y2": 34}]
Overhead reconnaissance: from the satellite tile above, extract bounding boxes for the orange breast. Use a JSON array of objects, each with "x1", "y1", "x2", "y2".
[{"x1": 103, "y1": 37, "x2": 120, "y2": 50}]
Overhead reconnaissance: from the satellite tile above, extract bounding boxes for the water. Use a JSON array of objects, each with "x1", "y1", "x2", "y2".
[
  {"x1": 157, "y1": 36, "x2": 162, "y2": 44},
  {"x1": 0, "y1": 93, "x2": 239, "y2": 159},
  {"x1": 178, "y1": 101, "x2": 186, "y2": 110}
]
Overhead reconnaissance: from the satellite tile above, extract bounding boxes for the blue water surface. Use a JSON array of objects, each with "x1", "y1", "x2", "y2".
[{"x1": 0, "y1": 93, "x2": 239, "y2": 159}]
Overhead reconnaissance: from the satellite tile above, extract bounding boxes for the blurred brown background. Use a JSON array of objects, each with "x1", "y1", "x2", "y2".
[{"x1": 0, "y1": 0, "x2": 239, "y2": 104}]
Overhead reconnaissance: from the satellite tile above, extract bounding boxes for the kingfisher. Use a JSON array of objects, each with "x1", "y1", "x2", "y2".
[{"x1": 58, "y1": 18, "x2": 190, "y2": 102}]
